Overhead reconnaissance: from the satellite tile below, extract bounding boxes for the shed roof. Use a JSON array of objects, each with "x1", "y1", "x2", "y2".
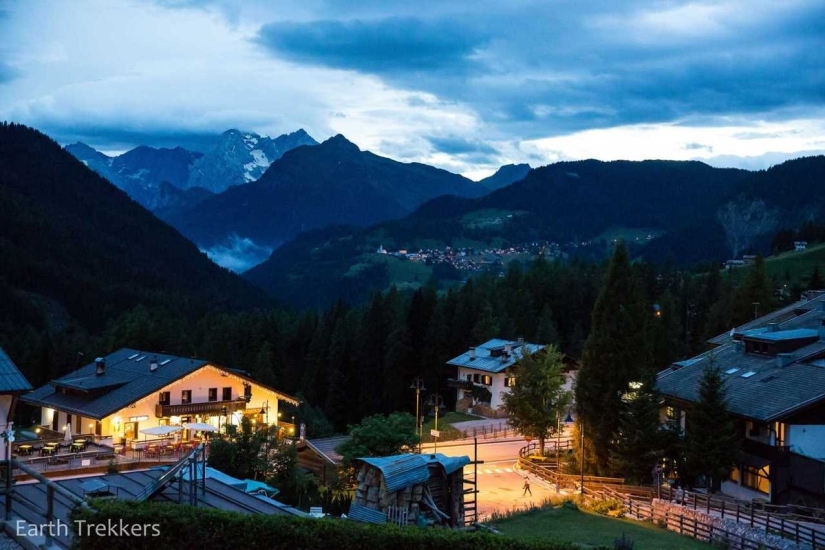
[
  {"x1": 0, "y1": 347, "x2": 33, "y2": 393},
  {"x1": 447, "y1": 339, "x2": 545, "y2": 374},
  {"x1": 356, "y1": 453, "x2": 470, "y2": 493}
]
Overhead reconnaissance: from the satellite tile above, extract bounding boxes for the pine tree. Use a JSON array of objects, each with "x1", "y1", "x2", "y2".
[
  {"x1": 610, "y1": 377, "x2": 665, "y2": 484},
  {"x1": 809, "y1": 263, "x2": 823, "y2": 291},
  {"x1": 732, "y1": 254, "x2": 775, "y2": 325},
  {"x1": 576, "y1": 241, "x2": 650, "y2": 475},
  {"x1": 683, "y1": 357, "x2": 739, "y2": 492}
]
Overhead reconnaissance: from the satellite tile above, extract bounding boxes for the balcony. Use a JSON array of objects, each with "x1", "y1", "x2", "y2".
[
  {"x1": 742, "y1": 438, "x2": 791, "y2": 466},
  {"x1": 155, "y1": 399, "x2": 248, "y2": 418}
]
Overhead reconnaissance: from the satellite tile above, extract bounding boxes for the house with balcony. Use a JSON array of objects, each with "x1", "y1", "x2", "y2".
[
  {"x1": 656, "y1": 290, "x2": 825, "y2": 505},
  {"x1": 446, "y1": 338, "x2": 546, "y2": 411},
  {"x1": 20, "y1": 348, "x2": 299, "y2": 448}
]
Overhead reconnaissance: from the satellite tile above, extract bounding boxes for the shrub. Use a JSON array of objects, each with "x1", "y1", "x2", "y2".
[
  {"x1": 106, "y1": 459, "x2": 118, "y2": 475},
  {"x1": 586, "y1": 499, "x2": 626, "y2": 518},
  {"x1": 72, "y1": 500, "x2": 584, "y2": 550}
]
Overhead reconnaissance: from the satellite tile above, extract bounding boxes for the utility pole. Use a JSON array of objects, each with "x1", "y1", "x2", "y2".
[
  {"x1": 427, "y1": 393, "x2": 444, "y2": 453},
  {"x1": 410, "y1": 378, "x2": 426, "y2": 454}
]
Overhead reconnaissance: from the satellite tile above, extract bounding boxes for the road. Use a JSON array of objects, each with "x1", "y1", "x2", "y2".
[{"x1": 421, "y1": 437, "x2": 574, "y2": 521}]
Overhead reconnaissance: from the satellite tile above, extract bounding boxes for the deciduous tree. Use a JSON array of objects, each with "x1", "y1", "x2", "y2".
[{"x1": 501, "y1": 344, "x2": 570, "y2": 455}]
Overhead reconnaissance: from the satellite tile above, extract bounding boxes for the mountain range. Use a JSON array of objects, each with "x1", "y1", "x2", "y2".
[
  {"x1": 244, "y1": 156, "x2": 825, "y2": 309},
  {"x1": 0, "y1": 122, "x2": 268, "y2": 332},
  {"x1": 65, "y1": 128, "x2": 317, "y2": 210},
  {"x1": 162, "y1": 134, "x2": 490, "y2": 271}
]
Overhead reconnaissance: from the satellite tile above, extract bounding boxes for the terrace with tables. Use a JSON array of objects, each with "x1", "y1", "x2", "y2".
[{"x1": 10, "y1": 434, "x2": 209, "y2": 475}]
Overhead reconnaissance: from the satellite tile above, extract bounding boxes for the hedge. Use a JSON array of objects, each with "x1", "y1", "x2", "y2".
[{"x1": 70, "y1": 500, "x2": 589, "y2": 550}]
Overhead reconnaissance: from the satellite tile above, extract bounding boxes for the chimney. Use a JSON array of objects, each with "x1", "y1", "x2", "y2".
[
  {"x1": 505, "y1": 343, "x2": 512, "y2": 355},
  {"x1": 95, "y1": 357, "x2": 106, "y2": 376},
  {"x1": 517, "y1": 337, "x2": 525, "y2": 347},
  {"x1": 776, "y1": 353, "x2": 795, "y2": 368},
  {"x1": 150, "y1": 356, "x2": 158, "y2": 372},
  {"x1": 767, "y1": 323, "x2": 779, "y2": 332},
  {"x1": 469, "y1": 347, "x2": 475, "y2": 360}
]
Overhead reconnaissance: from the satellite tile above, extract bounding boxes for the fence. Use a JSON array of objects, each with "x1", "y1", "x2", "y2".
[{"x1": 581, "y1": 482, "x2": 822, "y2": 549}]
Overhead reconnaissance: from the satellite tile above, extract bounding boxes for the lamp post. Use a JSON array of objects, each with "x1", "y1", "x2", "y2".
[
  {"x1": 1, "y1": 424, "x2": 14, "y2": 521},
  {"x1": 580, "y1": 420, "x2": 585, "y2": 495},
  {"x1": 259, "y1": 401, "x2": 270, "y2": 428},
  {"x1": 410, "y1": 378, "x2": 426, "y2": 454},
  {"x1": 427, "y1": 393, "x2": 445, "y2": 453}
]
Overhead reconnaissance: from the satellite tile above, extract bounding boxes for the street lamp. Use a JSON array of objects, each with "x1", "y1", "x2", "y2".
[
  {"x1": 579, "y1": 420, "x2": 585, "y2": 495},
  {"x1": 427, "y1": 394, "x2": 445, "y2": 453},
  {"x1": 1, "y1": 426, "x2": 14, "y2": 521},
  {"x1": 259, "y1": 401, "x2": 270, "y2": 427},
  {"x1": 410, "y1": 378, "x2": 426, "y2": 453}
]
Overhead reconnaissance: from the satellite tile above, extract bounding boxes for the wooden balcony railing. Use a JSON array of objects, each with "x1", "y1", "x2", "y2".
[{"x1": 155, "y1": 399, "x2": 247, "y2": 418}]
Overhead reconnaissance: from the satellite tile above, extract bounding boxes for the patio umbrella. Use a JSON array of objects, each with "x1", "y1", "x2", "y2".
[
  {"x1": 63, "y1": 423, "x2": 73, "y2": 445},
  {"x1": 183, "y1": 422, "x2": 218, "y2": 432},
  {"x1": 139, "y1": 425, "x2": 183, "y2": 437}
]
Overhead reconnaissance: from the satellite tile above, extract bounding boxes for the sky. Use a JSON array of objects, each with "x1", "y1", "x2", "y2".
[{"x1": 1, "y1": 0, "x2": 824, "y2": 180}]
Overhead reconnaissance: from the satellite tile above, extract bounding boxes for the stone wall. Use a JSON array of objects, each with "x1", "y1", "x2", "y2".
[{"x1": 651, "y1": 499, "x2": 806, "y2": 550}]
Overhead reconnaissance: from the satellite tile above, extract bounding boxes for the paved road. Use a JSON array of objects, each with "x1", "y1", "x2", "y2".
[{"x1": 422, "y1": 438, "x2": 573, "y2": 521}]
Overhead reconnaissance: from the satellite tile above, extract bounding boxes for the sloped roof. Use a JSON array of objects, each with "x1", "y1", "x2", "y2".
[
  {"x1": 0, "y1": 347, "x2": 33, "y2": 393},
  {"x1": 356, "y1": 453, "x2": 470, "y2": 493},
  {"x1": 21, "y1": 348, "x2": 298, "y2": 419},
  {"x1": 657, "y1": 296, "x2": 825, "y2": 422},
  {"x1": 708, "y1": 291, "x2": 825, "y2": 346},
  {"x1": 447, "y1": 338, "x2": 545, "y2": 374},
  {"x1": 303, "y1": 435, "x2": 349, "y2": 465}
]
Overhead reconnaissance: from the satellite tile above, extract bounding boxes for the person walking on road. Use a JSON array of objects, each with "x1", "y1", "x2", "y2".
[{"x1": 523, "y1": 476, "x2": 532, "y2": 496}]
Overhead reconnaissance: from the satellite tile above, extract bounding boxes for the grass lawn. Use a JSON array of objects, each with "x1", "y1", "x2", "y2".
[
  {"x1": 492, "y1": 506, "x2": 708, "y2": 550},
  {"x1": 763, "y1": 242, "x2": 825, "y2": 285}
]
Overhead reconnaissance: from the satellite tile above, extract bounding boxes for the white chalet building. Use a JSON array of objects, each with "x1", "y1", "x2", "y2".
[{"x1": 446, "y1": 338, "x2": 545, "y2": 410}]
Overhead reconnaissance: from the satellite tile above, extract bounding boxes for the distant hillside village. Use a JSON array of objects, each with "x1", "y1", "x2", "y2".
[
  {"x1": 375, "y1": 241, "x2": 565, "y2": 273},
  {"x1": 374, "y1": 232, "x2": 659, "y2": 274}
]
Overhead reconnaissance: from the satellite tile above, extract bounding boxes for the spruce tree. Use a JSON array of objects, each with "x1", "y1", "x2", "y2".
[
  {"x1": 731, "y1": 254, "x2": 775, "y2": 325},
  {"x1": 576, "y1": 241, "x2": 649, "y2": 475},
  {"x1": 809, "y1": 263, "x2": 823, "y2": 291},
  {"x1": 683, "y1": 358, "x2": 739, "y2": 492},
  {"x1": 610, "y1": 376, "x2": 665, "y2": 484}
]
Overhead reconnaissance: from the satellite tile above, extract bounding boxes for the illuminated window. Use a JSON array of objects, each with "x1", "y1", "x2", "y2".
[
  {"x1": 181, "y1": 390, "x2": 192, "y2": 404},
  {"x1": 505, "y1": 376, "x2": 516, "y2": 387}
]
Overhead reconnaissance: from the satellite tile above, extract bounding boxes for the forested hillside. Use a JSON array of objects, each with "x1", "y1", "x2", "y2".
[{"x1": 0, "y1": 123, "x2": 269, "y2": 383}]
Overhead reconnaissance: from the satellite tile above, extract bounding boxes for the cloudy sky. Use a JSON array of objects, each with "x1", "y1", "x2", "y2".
[{"x1": 1, "y1": 0, "x2": 824, "y2": 179}]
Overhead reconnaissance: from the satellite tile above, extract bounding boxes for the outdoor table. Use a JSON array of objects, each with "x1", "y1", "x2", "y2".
[
  {"x1": 41, "y1": 445, "x2": 57, "y2": 457},
  {"x1": 18, "y1": 444, "x2": 32, "y2": 456},
  {"x1": 74, "y1": 438, "x2": 88, "y2": 451},
  {"x1": 71, "y1": 442, "x2": 85, "y2": 453}
]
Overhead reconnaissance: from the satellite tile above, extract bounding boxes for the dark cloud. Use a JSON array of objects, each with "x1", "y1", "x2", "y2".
[
  {"x1": 426, "y1": 135, "x2": 498, "y2": 156},
  {"x1": 253, "y1": 2, "x2": 825, "y2": 138},
  {"x1": 256, "y1": 17, "x2": 488, "y2": 74},
  {"x1": 45, "y1": 124, "x2": 222, "y2": 153},
  {"x1": 684, "y1": 143, "x2": 712, "y2": 152}
]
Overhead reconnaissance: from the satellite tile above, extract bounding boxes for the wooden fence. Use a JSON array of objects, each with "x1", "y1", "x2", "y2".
[{"x1": 581, "y1": 483, "x2": 823, "y2": 549}]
